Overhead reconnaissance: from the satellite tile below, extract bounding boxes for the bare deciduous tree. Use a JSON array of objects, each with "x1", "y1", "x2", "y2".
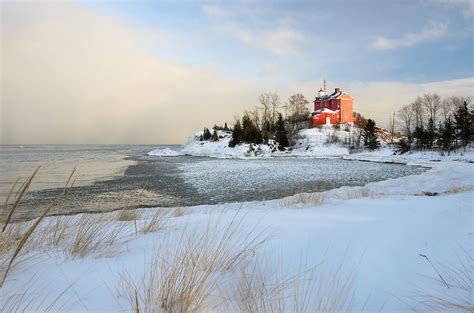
[
  {"x1": 422, "y1": 93, "x2": 441, "y2": 125},
  {"x1": 397, "y1": 104, "x2": 414, "y2": 140},
  {"x1": 287, "y1": 94, "x2": 310, "y2": 120},
  {"x1": 442, "y1": 96, "x2": 465, "y2": 120},
  {"x1": 258, "y1": 93, "x2": 272, "y2": 129},
  {"x1": 411, "y1": 96, "x2": 425, "y2": 129},
  {"x1": 270, "y1": 93, "x2": 281, "y2": 127}
]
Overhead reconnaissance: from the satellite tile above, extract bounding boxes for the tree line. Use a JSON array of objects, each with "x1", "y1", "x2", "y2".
[
  {"x1": 203, "y1": 91, "x2": 381, "y2": 152},
  {"x1": 396, "y1": 94, "x2": 472, "y2": 154},
  {"x1": 227, "y1": 92, "x2": 311, "y2": 150}
]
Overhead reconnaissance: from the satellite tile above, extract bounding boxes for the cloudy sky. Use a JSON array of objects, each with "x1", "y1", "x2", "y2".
[{"x1": 1, "y1": 0, "x2": 473, "y2": 144}]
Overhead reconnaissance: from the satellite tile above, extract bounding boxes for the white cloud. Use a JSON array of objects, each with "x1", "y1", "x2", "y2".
[
  {"x1": 1, "y1": 2, "x2": 260, "y2": 144},
  {"x1": 260, "y1": 63, "x2": 280, "y2": 76},
  {"x1": 372, "y1": 21, "x2": 448, "y2": 50},
  {"x1": 222, "y1": 24, "x2": 305, "y2": 55},
  {"x1": 202, "y1": 5, "x2": 305, "y2": 55},
  {"x1": 201, "y1": 4, "x2": 227, "y2": 18},
  {"x1": 1, "y1": 2, "x2": 471, "y2": 144},
  {"x1": 426, "y1": 0, "x2": 474, "y2": 17}
]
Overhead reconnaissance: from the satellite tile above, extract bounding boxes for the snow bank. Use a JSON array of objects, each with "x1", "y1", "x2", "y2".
[
  {"x1": 151, "y1": 126, "x2": 359, "y2": 159},
  {"x1": 180, "y1": 129, "x2": 286, "y2": 158},
  {"x1": 1, "y1": 158, "x2": 472, "y2": 311},
  {"x1": 289, "y1": 126, "x2": 356, "y2": 157},
  {"x1": 147, "y1": 125, "x2": 474, "y2": 168},
  {"x1": 344, "y1": 147, "x2": 474, "y2": 166},
  {"x1": 0, "y1": 149, "x2": 474, "y2": 312},
  {"x1": 147, "y1": 147, "x2": 185, "y2": 157}
]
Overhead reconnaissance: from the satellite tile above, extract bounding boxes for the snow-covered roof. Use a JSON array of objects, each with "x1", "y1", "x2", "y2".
[
  {"x1": 312, "y1": 108, "x2": 339, "y2": 115},
  {"x1": 314, "y1": 91, "x2": 348, "y2": 101}
]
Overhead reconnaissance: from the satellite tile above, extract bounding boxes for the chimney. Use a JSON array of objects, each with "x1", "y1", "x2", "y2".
[{"x1": 335, "y1": 88, "x2": 341, "y2": 93}]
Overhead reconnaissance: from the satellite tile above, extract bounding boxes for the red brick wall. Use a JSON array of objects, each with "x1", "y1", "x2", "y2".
[
  {"x1": 338, "y1": 95, "x2": 353, "y2": 123},
  {"x1": 311, "y1": 112, "x2": 340, "y2": 126},
  {"x1": 314, "y1": 99, "x2": 340, "y2": 111}
]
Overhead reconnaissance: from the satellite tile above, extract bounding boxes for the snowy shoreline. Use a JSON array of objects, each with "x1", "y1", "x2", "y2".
[
  {"x1": 148, "y1": 127, "x2": 353, "y2": 159},
  {"x1": 2, "y1": 144, "x2": 473, "y2": 311},
  {"x1": 148, "y1": 126, "x2": 474, "y2": 167}
]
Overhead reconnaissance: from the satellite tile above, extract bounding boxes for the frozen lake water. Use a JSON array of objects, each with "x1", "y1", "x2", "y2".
[
  {"x1": 178, "y1": 158, "x2": 427, "y2": 203},
  {"x1": 0, "y1": 145, "x2": 428, "y2": 220}
]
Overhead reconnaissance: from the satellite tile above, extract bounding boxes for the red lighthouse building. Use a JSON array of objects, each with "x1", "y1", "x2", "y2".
[{"x1": 311, "y1": 87, "x2": 354, "y2": 126}]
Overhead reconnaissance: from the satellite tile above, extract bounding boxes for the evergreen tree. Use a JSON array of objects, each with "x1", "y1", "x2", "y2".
[
  {"x1": 413, "y1": 126, "x2": 429, "y2": 150},
  {"x1": 427, "y1": 117, "x2": 436, "y2": 149},
  {"x1": 439, "y1": 117, "x2": 455, "y2": 154},
  {"x1": 275, "y1": 113, "x2": 289, "y2": 150},
  {"x1": 361, "y1": 119, "x2": 380, "y2": 150},
  {"x1": 229, "y1": 120, "x2": 243, "y2": 147},
  {"x1": 453, "y1": 100, "x2": 473, "y2": 148},
  {"x1": 203, "y1": 128, "x2": 212, "y2": 140},
  {"x1": 224, "y1": 122, "x2": 229, "y2": 131},
  {"x1": 395, "y1": 138, "x2": 411, "y2": 154},
  {"x1": 211, "y1": 130, "x2": 219, "y2": 141},
  {"x1": 242, "y1": 115, "x2": 263, "y2": 144}
]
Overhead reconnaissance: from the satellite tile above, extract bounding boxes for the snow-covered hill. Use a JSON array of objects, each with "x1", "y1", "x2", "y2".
[
  {"x1": 148, "y1": 125, "x2": 361, "y2": 158},
  {"x1": 290, "y1": 125, "x2": 359, "y2": 157},
  {"x1": 180, "y1": 129, "x2": 287, "y2": 158}
]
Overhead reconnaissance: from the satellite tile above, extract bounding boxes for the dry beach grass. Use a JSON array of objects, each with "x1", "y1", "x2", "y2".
[{"x1": 0, "y1": 167, "x2": 471, "y2": 312}]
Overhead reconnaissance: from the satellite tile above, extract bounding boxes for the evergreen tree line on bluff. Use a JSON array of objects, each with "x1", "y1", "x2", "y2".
[
  {"x1": 396, "y1": 95, "x2": 473, "y2": 154},
  {"x1": 201, "y1": 92, "x2": 380, "y2": 151},
  {"x1": 201, "y1": 93, "x2": 310, "y2": 150}
]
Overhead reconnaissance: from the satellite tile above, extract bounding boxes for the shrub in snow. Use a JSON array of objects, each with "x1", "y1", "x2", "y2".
[
  {"x1": 362, "y1": 119, "x2": 380, "y2": 150},
  {"x1": 211, "y1": 130, "x2": 219, "y2": 142},
  {"x1": 203, "y1": 128, "x2": 212, "y2": 141},
  {"x1": 275, "y1": 113, "x2": 289, "y2": 150},
  {"x1": 242, "y1": 115, "x2": 263, "y2": 144},
  {"x1": 229, "y1": 120, "x2": 243, "y2": 147}
]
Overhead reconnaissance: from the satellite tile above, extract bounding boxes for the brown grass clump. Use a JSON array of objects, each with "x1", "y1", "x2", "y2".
[
  {"x1": 280, "y1": 193, "x2": 326, "y2": 208},
  {"x1": 173, "y1": 207, "x2": 185, "y2": 217},
  {"x1": 338, "y1": 186, "x2": 372, "y2": 200},
  {"x1": 139, "y1": 209, "x2": 168, "y2": 234},
  {"x1": 41, "y1": 215, "x2": 73, "y2": 249},
  {"x1": 65, "y1": 214, "x2": 127, "y2": 259},
  {"x1": 0, "y1": 222, "x2": 36, "y2": 277},
  {"x1": 233, "y1": 260, "x2": 356, "y2": 313},
  {"x1": 411, "y1": 252, "x2": 473, "y2": 312},
  {"x1": 117, "y1": 208, "x2": 140, "y2": 222},
  {"x1": 2, "y1": 167, "x2": 40, "y2": 233},
  {"x1": 445, "y1": 185, "x2": 474, "y2": 195},
  {"x1": 1, "y1": 168, "x2": 76, "y2": 287},
  {"x1": 120, "y1": 212, "x2": 267, "y2": 312}
]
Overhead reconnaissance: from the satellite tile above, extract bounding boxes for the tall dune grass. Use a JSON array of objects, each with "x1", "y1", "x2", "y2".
[
  {"x1": 119, "y1": 212, "x2": 268, "y2": 312},
  {"x1": 280, "y1": 193, "x2": 326, "y2": 208},
  {"x1": 233, "y1": 259, "x2": 356, "y2": 313},
  {"x1": 0, "y1": 168, "x2": 387, "y2": 312},
  {"x1": 412, "y1": 252, "x2": 473, "y2": 312},
  {"x1": 66, "y1": 214, "x2": 128, "y2": 259},
  {"x1": 0, "y1": 168, "x2": 76, "y2": 287},
  {"x1": 139, "y1": 209, "x2": 168, "y2": 234}
]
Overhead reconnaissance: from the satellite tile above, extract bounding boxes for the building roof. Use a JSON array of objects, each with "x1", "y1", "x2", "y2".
[
  {"x1": 314, "y1": 91, "x2": 348, "y2": 101},
  {"x1": 312, "y1": 108, "x2": 339, "y2": 115}
]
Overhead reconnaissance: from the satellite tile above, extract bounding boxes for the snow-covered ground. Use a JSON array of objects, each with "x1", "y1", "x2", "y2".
[
  {"x1": 148, "y1": 126, "x2": 359, "y2": 159},
  {"x1": 179, "y1": 129, "x2": 286, "y2": 158},
  {"x1": 1, "y1": 149, "x2": 472, "y2": 311},
  {"x1": 289, "y1": 126, "x2": 356, "y2": 157},
  {"x1": 147, "y1": 147, "x2": 185, "y2": 157}
]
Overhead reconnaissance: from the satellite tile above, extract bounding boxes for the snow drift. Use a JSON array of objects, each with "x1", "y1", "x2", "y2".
[{"x1": 149, "y1": 125, "x2": 361, "y2": 159}]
